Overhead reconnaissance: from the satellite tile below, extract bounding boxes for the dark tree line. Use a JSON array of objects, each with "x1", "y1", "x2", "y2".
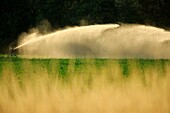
[{"x1": 0, "y1": 0, "x2": 170, "y2": 53}]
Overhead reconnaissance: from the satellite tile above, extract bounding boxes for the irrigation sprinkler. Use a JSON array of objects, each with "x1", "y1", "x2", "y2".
[{"x1": 8, "y1": 47, "x2": 17, "y2": 57}]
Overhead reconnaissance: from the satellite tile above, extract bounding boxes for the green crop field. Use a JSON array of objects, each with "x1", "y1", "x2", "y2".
[{"x1": 0, "y1": 56, "x2": 170, "y2": 113}]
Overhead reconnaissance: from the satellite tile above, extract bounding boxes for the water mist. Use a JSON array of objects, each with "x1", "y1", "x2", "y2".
[{"x1": 15, "y1": 24, "x2": 170, "y2": 58}]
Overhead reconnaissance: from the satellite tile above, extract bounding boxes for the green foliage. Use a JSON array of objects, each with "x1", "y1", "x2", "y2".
[
  {"x1": 0, "y1": 59, "x2": 3, "y2": 77},
  {"x1": 11, "y1": 58, "x2": 23, "y2": 74},
  {"x1": 119, "y1": 59, "x2": 130, "y2": 77},
  {"x1": 137, "y1": 59, "x2": 167, "y2": 83},
  {"x1": 95, "y1": 59, "x2": 107, "y2": 69},
  {"x1": 137, "y1": 59, "x2": 163, "y2": 71},
  {"x1": 11, "y1": 57, "x2": 23, "y2": 83},
  {"x1": 30, "y1": 58, "x2": 54, "y2": 77},
  {"x1": 158, "y1": 59, "x2": 166, "y2": 77},
  {"x1": 138, "y1": 59, "x2": 149, "y2": 72},
  {"x1": 43, "y1": 59, "x2": 52, "y2": 75},
  {"x1": 74, "y1": 58, "x2": 86, "y2": 72},
  {"x1": 58, "y1": 59, "x2": 69, "y2": 79},
  {"x1": 0, "y1": 56, "x2": 169, "y2": 83},
  {"x1": 30, "y1": 59, "x2": 41, "y2": 73}
]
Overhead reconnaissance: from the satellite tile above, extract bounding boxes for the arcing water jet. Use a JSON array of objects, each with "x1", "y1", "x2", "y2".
[{"x1": 15, "y1": 24, "x2": 170, "y2": 58}]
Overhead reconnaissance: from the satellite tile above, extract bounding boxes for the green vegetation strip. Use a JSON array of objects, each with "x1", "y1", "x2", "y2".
[
  {"x1": 0, "y1": 56, "x2": 169, "y2": 79},
  {"x1": 119, "y1": 59, "x2": 130, "y2": 77},
  {"x1": 58, "y1": 59, "x2": 69, "y2": 78},
  {"x1": 0, "y1": 59, "x2": 3, "y2": 77}
]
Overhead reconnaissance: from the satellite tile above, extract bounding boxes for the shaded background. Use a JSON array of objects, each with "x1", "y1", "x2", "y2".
[{"x1": 0, "y1": 0, "x2": 170, "y2": 53}]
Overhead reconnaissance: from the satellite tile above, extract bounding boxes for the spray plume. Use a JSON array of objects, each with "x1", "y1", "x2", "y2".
[{"x1": 15, "y1": 24, "x2": 170, "y2": 58}]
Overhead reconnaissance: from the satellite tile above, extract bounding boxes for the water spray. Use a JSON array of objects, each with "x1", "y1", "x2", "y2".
[{"x1": 15, "y1": 24, "x2": 170, "y2": 58}]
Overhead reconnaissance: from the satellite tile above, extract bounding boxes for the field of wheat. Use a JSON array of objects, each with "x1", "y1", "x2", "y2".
[{"x1": 0, "y1": 56, "x2": 170, "y2": 113}]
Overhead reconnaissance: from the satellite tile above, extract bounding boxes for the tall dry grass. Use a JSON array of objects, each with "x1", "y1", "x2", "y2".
[{"x1": 0, "y1": 59, "x2": 170, "y2": 113}]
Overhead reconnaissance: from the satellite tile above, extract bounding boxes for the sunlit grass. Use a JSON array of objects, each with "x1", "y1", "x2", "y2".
[{"x1": 0, "y1": 57, "x2": 170, "y2": 113}]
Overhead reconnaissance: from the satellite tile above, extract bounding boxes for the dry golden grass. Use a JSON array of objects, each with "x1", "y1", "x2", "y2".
[{"x1": 0, "y1": 59, "x2": 170, "y2": 113}]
